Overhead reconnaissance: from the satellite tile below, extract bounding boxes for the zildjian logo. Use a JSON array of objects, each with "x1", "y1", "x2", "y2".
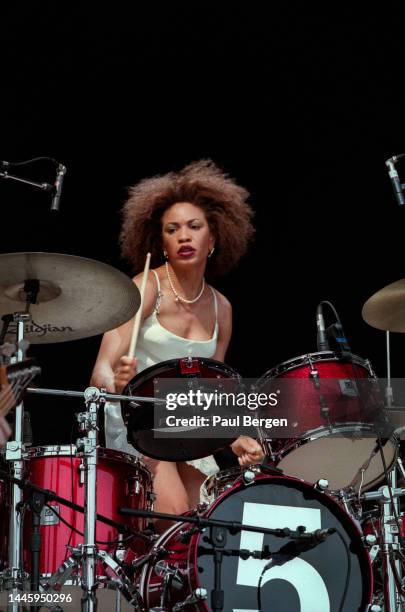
[{"x1": 8, "y1": 320, "x2": 74, "y2": 337}]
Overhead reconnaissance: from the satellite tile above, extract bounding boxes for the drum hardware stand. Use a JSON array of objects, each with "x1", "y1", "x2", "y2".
[
  {"x1": 74, "y1": 386, "x2": 148, "y2": 612},
  {"x1": 386, "y1": 331, "x2": 394, "y2": 408},
  {"x1": 2, "y1": 283, "x2": 38, "y2": 610},
  {"x1": 149, "y1": 560, "x2": 187, "y2": 612},
  {"x1": 28, "y1": 490, "x2": 46, "y2": 598},
  {"x1": 347, "y1": 476, "x2": 405, "y2": 611},
  {"x1": 208, "y1": 525, "x2": 226, "y2": 612},
  {"x1": 380, "y1": 467, "x2": 405, "y2": 612},
  {"x1": 119, "y1": 506, "x2": 328, "y2": 540}
]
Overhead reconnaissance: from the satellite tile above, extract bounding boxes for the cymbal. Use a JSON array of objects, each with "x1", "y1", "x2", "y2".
[
  {"x1": 362, "y1": 278, "x2": 405, "y2": 332},
  {"x1": 0, "y1": 252, "x2": 140, "y2": 343}
]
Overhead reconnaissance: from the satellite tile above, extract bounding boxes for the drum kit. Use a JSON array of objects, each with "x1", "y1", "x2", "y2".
[{"x1": 1, "y1": 251, "x2": 405, "y2": 611}]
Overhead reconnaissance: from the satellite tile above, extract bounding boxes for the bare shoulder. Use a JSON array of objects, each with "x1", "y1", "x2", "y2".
[
  {"x1": 132, "y1": 269, "x2": 160, "y2": 317},
  {"x1": 212, "y1": 288, "x2": 232, "y2": 320}
]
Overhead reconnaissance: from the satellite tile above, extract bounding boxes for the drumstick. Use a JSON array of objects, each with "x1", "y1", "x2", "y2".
[{"x1": 127, "y1": 252, "x2": 151, "y2": 359}]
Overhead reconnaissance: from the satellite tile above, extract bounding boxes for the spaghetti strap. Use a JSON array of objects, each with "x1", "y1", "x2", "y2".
[
  {"x1": 151, "y1": 269, "x2": 161, "y2": 291},
  {"x1": 151, "y1": 270, "x2": 162, "y2": 314},
  {"x1": 210, "y1": 286, "x2": 218, "y2": 325}
]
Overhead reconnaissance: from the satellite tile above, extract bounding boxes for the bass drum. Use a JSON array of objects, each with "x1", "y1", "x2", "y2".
[
  {"x1": 140, "y1": 471, "x2": 373, "y2": 611},
  {"x1": 257, "y1": 351, "x2": 396, "y2": 491}
]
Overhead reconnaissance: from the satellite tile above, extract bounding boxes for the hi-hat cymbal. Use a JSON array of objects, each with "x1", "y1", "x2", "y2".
[
  {"x1": 362, "y1": 278, "x2": 405, "y2": 332},
  {"x1": 0, "y1": 252, "x2": 140, "y2": 343}
]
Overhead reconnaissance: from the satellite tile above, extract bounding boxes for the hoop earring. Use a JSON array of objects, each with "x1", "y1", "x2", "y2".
[{"x1": 208, "y1": 247, "x2": 215, "y2": 258}]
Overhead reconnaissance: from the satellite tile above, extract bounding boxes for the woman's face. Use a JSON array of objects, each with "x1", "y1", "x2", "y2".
[{"x1": 161, "y1": 202, "x2": 215, "y2": 266}]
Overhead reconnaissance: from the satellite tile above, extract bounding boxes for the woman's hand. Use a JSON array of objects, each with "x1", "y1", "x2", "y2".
[
  {"x1": 230, "y1": 436, "x2": 264, "y2": 466},
  {"x1": 0, "y1": 415, "x2": 11, "y2": 447},
  {"x1": 113, "y1": 356, "x2": 138, "y2": 394}
]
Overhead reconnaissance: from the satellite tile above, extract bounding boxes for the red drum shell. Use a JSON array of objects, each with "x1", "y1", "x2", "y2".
[
  {"x1": 22, "y1": 446, "x2": 152, "y2": 576},
  {"x1": 140, "y1": 471, "x2": 373, "y2": 611},
  {"x1": 257, "y1": 351, "x2": 396, "y2": 491}
]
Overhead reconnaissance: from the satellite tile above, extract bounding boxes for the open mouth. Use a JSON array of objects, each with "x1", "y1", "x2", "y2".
[{"x1": 177, "y1": 247, "x2": 196, "y2": 256}]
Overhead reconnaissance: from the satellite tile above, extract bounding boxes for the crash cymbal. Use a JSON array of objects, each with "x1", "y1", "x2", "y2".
[
  {"x1": 362, "y1": 279, "x2": 405, "y2": 332},
  {"x1": 0, "y1": 252, "x2": 140, "y2": 343}
]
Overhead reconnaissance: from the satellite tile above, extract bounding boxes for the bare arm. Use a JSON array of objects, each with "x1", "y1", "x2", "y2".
[
  {"x1": 211, "y1": 292, "x2": 232, "y2": 362},
  {"x1": 210, "y1": 291, "x2": 264, "y2": 464},
  {"x1": 90, "y1": 272, "x2": 157, "y2": 392}
]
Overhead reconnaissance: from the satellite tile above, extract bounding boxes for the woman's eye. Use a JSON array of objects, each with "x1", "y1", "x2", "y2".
[{"x1": 167, "y1": 228, "x2": 176, "y2": 234}]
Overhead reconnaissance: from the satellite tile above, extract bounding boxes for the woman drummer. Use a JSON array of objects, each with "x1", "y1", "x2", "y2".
[{"x1": 91, "y1": 160, "x2": 263, "y2": 518}]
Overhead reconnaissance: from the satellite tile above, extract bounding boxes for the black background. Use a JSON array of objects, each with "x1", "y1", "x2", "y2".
[{"x1": 2, "y1": 5, "x2": 405, "y2": 444}]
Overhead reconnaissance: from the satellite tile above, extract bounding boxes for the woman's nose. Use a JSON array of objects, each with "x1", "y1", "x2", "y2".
[{"x1": 178, "y1": 227, "x2": 191, "y2": 241}]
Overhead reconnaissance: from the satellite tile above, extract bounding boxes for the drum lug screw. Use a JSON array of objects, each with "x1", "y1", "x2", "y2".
[
  {"x1": 315, "y1": 478, "x2": 329, "y2": 491},
  {"x1": 242, "y1": 469, "x2": 256, "y2": 485},
  {"x1": 78, "y1": 461, "x2": 85, "y2": 485},
  {"x1": 127, "y1": 476, "x2": 141, "y2": 496},
  {"x1": 115, "y1": 546, "x2": 127, "y2": 563},
  {"x1": 365, "y1": 534, "x2": 377, "y2": 546}
]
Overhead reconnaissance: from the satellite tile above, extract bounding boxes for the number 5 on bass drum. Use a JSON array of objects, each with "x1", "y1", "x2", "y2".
[{"x1": 139, "y1": 471, "x2": 373, "y2": 611}]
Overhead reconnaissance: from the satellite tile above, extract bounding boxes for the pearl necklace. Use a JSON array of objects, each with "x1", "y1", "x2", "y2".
[{"x1": 165, "y1": 261, "x2": 205, "y2": 304}]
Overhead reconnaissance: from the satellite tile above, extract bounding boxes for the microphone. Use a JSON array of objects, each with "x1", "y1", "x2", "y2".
[
  {"x1": 326, "y1": 321, "x2": 351, "y2": 354},
  {"x1": 291, "y1": 527, "x2": 336, "y2": 546},
  {"x1": 51, "y1": 163, "x2": 66, "y2": 212},
  {"x1": 316, "y1": 304, "x2": 330, "y2": 352},
  {"x1": 386, "y1": 158, "x2": 405, "y2": 207},
  {"x1": 262, "y1": 527, "x2": 336, "y2": 571}
]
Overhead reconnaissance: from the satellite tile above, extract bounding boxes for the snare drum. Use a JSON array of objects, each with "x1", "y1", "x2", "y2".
[
  {"x1": 257, "y1": 351, "x2": 396, "y2": 491},
  {"x1": 23, "y1": 445, "x2": 153, "y2": 577},
  {"x1": 140, "y1": 470, "x2": 373, "y2": 611},
  {"x1": 122, "y1": 357, "x2": 241, "y2": 462}
]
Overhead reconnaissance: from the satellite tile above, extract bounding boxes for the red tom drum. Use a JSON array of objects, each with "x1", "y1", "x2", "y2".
[
  {"x1": 22, "y1": 446, "x2": 152, "y2": 577},
  {"x1": 257, "y1": 351, "x2": 396, "y2": 491}
]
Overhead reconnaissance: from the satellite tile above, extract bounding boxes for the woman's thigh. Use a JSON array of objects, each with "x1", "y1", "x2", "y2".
[
  {"x1": 176, "y1": 462, "x2": 206, "y2": 509},
  {"x1": 149, "y1": 461, "x2": 188, "y2": 511}
]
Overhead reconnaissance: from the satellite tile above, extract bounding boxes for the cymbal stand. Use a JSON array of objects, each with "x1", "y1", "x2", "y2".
[
  {"x1": 75, "y1": 387, "x2": 144, "y2": 612},
  {"x1": 362, "y1": 458, "x2": 405, "y2": 612},
  {"x1": 386, "y1": 331, "x2": 394, "y2": 408},
  {"x1": 2, "y1": 285, "x2": 37, "y2": 610},
  {"x1": 76, "y1": 386, "x2": 100, "y2": 612},
  {"x1": 380, "y1": 466, "x2": 405, "y2": 612}
]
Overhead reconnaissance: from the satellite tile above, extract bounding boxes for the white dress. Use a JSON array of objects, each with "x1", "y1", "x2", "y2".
[{"x1": 104, "y1": 270, "x2": 220, "y2": 476}]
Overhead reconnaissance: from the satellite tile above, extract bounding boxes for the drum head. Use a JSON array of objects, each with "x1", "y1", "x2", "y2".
[
  {"x1": 194, "y1": 475, "x2": 372, "y2": 611},
  {"x1": 122, "y1": 358, "x2": 239, "y2": 461},
  {"x1": 277, "y1": 432, "x2": 397, "y2": 491}
]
